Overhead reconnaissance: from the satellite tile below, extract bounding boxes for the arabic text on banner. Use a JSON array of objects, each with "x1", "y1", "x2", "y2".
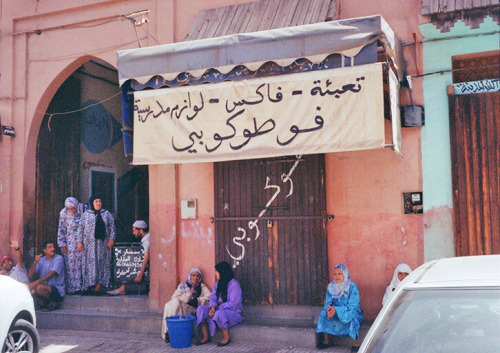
[{"x1": 133, "y1": 63, "x2": 386, "y2": 164}]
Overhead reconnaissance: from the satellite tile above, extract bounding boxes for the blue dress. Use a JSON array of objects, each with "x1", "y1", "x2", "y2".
[{"x1": 316, "y1": 282, "x2": 363, "y2": 340}]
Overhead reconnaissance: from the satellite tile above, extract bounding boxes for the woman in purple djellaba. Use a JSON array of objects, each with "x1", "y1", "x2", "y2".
[{"x1": 196, "y1": 261, "x2": 243, "y2": 347}]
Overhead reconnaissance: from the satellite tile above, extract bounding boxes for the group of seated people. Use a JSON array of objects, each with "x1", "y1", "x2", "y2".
[
  {"x1": 161, "y1": 261, "x2": 243, "y2": 347},
  {"x1": 159, "y1": 261, "x2": 412, "y2": 350}
]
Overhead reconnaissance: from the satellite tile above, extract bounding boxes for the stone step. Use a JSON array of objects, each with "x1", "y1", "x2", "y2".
[
  {"x1": 243, "y1": 304, "x2": 322, "y2": 328},
  {"x1": 37, "y1": 297, "x2": 370, "y2": 349},
  {"x1": 60, "y1": 294, "x2": 152, "y2": 312},
  {"x1": 37, "y1": 308, "x2": 162, "y2": 334}
]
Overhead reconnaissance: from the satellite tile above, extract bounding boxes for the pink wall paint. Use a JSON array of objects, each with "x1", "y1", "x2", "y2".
[
  {"x1": 149, "y1": 164, "x2": 178, "y2": 308},
  {"x1": 327, "y1": 213, "x2": 422, "y2": 319},
  {"x1": 325, "y1": 128, "x2": 423, "y2": 319},
  {"x1": 178, "y1": 163, "x2": 216, "y2": 291}
]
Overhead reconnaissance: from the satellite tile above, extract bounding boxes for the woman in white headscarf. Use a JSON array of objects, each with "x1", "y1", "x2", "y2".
[
  {"x1": 161, "y1": 267, "x2": 211, "y2": 342},
  {"x1": 57, "y1": 197, "x2": 86, "y2": 294},
  {"x1": 382, "y1": 263, "x2": 412, "y2": 306}
]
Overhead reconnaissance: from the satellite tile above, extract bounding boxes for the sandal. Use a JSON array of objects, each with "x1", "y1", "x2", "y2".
[{"x1": 43, "y1": 303, "x2": 57, "y2": 312}]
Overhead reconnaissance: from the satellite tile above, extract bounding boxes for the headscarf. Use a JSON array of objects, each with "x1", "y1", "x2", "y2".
[
  {"x1": 89, "y1": 195, "x2": 106, "y2": 240},
  {"x1": 179, "y1": 267, "x2": 203, "y2": 308},
  {"x1": 186, "y1": 267, "x2": 203, "y2": 285},
  {"x1": 388, "y1": 263, "x2": 412, "y2": 292},
  {"x1": 215, "y1": 261, "x2": 234, "y2": 303},
  {"x1": 328, "y1": 263, "x2": 352, "y2": 299},
  {"x1": 64, "y1": 197, "x2": 83, "y2": 217}
]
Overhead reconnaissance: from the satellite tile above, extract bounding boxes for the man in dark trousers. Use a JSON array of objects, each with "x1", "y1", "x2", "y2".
[
  {"x1": 107, "y1": 220, "x2": 150, "y2": 295},
  {"x1": 28, "y1": 240, "x2": 65, "y2": 311}
]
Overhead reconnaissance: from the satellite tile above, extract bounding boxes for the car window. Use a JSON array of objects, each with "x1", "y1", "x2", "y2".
[{"x1": 365, "y1": 289, "x2": 500, "y2": 353}]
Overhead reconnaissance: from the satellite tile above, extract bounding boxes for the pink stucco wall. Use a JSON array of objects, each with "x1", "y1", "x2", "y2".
[
  {"x1": 325, "y1": 128, "x2": 423, "y2": 319},
  {"x1": 178, "y1": 163, "x2": 216, "y2": 290},
  {"x1": 1, "y1": 0, "x2": 425, "y2": 320}
]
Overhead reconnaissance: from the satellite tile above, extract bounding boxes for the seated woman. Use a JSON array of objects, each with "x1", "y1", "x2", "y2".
[
  {"x1": 196, "y1": 261, "x2": 243, "y2": 347},
  {"x1": 317, "y1": 263, "x2": 363, "y2": 352},
  {"x1": 161, "y1": 267, "x2": 210, "y2": 342},
  {"x1": 382, "y1": 263, "x2": 412, "y2": 306}
]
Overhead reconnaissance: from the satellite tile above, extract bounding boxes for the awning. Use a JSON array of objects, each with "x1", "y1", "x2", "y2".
[
  {"x1": 117, "y1": 14, "x2": 402, "y2": 85},
  {"x1": 116, "y1": 14, "x2": 403, "y2": 161}
]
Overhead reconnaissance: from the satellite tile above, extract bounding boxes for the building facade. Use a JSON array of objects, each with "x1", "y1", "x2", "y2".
[
  {"x1": 419, "y1": 1, "x2": 499, "y2": 260},
  {"x1": 5, "y1": 0, "x2": 491, "y2": 322}
]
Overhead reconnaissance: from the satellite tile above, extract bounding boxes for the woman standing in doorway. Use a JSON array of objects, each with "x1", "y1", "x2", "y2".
[
  {"x1": 57, "y1": 196, "x2": 86, "y2": 294},
  {"x1": 77, "y1": 195, "x2": 116, "y2": 294}
]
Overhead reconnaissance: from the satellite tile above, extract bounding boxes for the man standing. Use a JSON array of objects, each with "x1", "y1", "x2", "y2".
[
  {"x1": 107, "y1": 220, "x2": 150, "y2": 295},
  {"x1": 0, "y1": 239, "x2": 30, "y2": 283},
  {"x1": 28, "y1": 241, "x2": 65, "y2": 311}
]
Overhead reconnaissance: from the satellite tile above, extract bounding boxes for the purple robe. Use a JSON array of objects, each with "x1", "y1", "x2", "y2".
[{"x1": 196, "y1": 278, "x2": 244, "y2": 336}]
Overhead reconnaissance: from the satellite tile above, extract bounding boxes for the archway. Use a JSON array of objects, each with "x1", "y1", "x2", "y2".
[{"x1": 34, "y1": 58, "x2": 149, "y2": 258}]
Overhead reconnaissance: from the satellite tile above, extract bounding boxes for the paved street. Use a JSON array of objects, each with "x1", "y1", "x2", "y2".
[{"x1": 38, "y1": 329, "x2": 352, "y2": 353}]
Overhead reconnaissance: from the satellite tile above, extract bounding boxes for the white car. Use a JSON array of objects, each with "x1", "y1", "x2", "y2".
[
  {"x1": 359, "y1": 255, "x2": 500, "y2": 353},
  {"x1": 0, "y1": 276, "x2": 39, "y2": 353}
]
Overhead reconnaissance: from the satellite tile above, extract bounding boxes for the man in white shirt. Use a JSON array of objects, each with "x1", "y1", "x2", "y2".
[{"x1": 107, "y1": 220, "x2": 150, "y2": 295}]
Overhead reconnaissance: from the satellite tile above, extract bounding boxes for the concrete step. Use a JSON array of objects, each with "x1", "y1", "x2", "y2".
[
  {"x1": 36, "y1": 308, "x2": 162, "y2": 334},
  {"x1": 36, "y1": 296, "x2": 370, "y2": 349},
  {"x1": 243, "y1": 304, "x2": 322, "y2": 328},
  {"x1": 60, "y1": 294, "x2": 153, "y2": 312}
]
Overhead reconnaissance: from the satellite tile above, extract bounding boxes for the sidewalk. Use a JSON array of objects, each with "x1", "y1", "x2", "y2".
[{"x1": 38, "y1": 329, "x2": 353, "y2": 353}]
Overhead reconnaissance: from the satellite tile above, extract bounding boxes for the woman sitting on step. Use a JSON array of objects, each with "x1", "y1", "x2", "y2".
[
  {"x1": 316, "y1": 263, "x2": 363, "y2": 352},
  {"x1": 161, "y1": 267, "x2": 211, "y2": 342},
  {"x1": 196, "y1": 261, "x2": 244, "y2": 347}
]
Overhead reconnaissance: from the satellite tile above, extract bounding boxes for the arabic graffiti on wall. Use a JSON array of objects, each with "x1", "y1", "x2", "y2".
[
  {"x1": 227, "y1": 155, "x2": 302, "y2": 268},
  {"x1": 132, "y1": 63, "x2": 386, "y2": 164}
]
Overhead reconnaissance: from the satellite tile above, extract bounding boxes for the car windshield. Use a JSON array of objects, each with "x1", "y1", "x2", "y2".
[{"x1": 366, "y1": 288, "x2": 500, "y2": 353}]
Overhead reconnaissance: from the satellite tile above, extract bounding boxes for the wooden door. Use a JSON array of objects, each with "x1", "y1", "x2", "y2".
[
  {"x1": 448, "y1": 91, "x2": 500, "y2": 256},
  {"x1": 214, "y1": 154, "x2": 328, "y2": 305},
  {"x1": 35, "y1": 77, "x2": 81, "y2": 253}
]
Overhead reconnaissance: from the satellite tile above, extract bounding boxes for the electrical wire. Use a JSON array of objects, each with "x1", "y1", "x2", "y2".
[
  {"x1": 38, "y1": 91, "x2": 122, "y2": 132},
  {"x1": 410, "y1": 63, "x2": 499, "y2": 79}
]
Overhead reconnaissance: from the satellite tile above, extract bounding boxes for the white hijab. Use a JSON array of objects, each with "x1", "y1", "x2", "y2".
[
  {"x1": 382, "y1": 263, "x2": 412, "y2": 306},
  {"x1": 389, "y1": 263, "x2": 412, "y2": 290}
]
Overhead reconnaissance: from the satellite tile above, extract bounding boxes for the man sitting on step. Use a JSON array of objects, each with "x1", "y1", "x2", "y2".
[
  {"x1": 28, "y1": 240, "x2": 66, "y2": 311},
  {"x1": 107, "y1": 220, "x2": 150, "y2": 295}
]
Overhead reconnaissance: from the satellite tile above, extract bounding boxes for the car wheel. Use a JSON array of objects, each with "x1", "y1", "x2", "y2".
[{"x1": 2, "y1": 319, "x2": 39, "y2": 353}]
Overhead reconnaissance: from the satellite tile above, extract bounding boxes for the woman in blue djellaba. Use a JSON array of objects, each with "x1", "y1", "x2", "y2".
[{"x1": 316, "y1": 263, "x2": 363, "y2": 352}]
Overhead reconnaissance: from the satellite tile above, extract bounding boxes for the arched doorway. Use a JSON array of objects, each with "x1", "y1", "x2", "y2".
[{"x1": 35, "y1": 59, "x2": 149, "y2": 257}]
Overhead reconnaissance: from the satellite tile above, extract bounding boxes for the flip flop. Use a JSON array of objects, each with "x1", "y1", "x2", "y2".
[{"x1": 107, "y1": 289, "x2": 125, "y2": 295}]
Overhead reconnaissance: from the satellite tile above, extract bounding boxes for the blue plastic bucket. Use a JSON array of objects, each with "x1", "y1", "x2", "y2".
[{"x1": 166, "y1": 315, "x2": 196, "y2": 348}]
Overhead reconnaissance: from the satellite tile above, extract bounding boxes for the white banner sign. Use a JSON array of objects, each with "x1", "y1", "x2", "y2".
[{"x1": 133, "y1": 63, "x2": 386, "y2": 164}]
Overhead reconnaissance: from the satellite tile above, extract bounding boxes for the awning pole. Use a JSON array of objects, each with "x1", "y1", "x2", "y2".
[{"x1": 133, "y1": 26, "x2": 142, "y2": 48}]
